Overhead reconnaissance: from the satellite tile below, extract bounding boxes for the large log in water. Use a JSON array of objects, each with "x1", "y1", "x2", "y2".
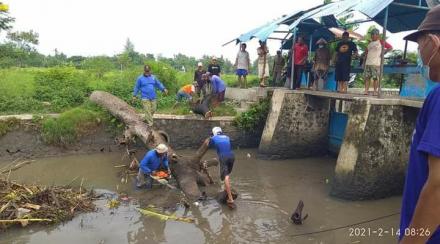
[{"x1": 89, "y1": 91, "x2": 216, "y2": 201}]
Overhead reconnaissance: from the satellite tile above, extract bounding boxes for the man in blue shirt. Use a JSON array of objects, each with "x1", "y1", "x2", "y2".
[
  {"x1": 133, "y1": 65, "x2": 168, "y2": 126},
  {"x1": 207, "y1": 72, "x2": 226, "y2": 107},
  {"x1": 136, "y1": 144, "x2": 170, "y2": 189},
  {"x1": 202, "y1": 127, "x2": 236, "y2": 209},
  {"x1": 399, "y1": 6, "x2": 440, "y2": 244}
]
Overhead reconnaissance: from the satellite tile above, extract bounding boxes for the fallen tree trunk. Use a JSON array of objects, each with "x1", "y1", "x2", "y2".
[{"x1": 90, "y1": 91, "x2": 216, "y2": 201}]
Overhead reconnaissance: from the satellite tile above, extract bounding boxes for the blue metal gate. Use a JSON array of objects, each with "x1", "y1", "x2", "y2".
[{"x1": 328, "y1": 110, "x2": 348, "y2": 154}]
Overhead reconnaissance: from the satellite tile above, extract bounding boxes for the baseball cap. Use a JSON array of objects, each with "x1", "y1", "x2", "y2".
[
  {"x1": 212, "y1": 127, "x2": 222, "y2": 136},
  {"x1": 197, "y1": 62, "x2": 203, "y2": 67},
  {"x1": 155, "y1": 144, "x2": 168, "y2": 154},
  {"x1": 404, "y1": 5, "x2": 440, "y2": 42}
]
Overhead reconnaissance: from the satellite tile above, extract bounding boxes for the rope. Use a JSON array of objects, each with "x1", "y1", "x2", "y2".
[{"x1": 289, "y1": 212, "x2": 400, "y2": 238}]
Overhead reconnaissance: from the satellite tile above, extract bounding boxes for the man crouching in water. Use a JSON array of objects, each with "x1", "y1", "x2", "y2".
[
  {"x1": 136, "y1": 144, "x2": 170, "y2": 189},
  {"x1": 202, "y1": 127, "x2": 236, "y2": 209}
]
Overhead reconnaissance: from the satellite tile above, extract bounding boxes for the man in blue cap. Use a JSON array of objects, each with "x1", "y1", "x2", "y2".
[{"x1": 399, "y1": 5, "x2": 440, "y2": 244}]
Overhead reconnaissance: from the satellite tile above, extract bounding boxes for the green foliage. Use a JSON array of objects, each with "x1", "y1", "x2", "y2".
[
  {"x1": 234, "y1": 98, "x2": 270, "y2": 132},
  {"x1": 6, "y1": 30, "x2": 39, "y2": 51},
  {"x1": 82, "y1": 56, "x2": 114, "y2": 78},
  {"x1": 33, "y1": 66, "x2": 90, "y2": 112},
  {"x1": 41, "y1": 107, "x2": 102, "y2": 146},
  {"x1": 0, "y1": 3, "x2": 14, "y2": 33},
  {"x1": 144, "y1": 61, "x2": 179, "y2": 92},
  {"x1": 212, "y1": 102, "x2": 237, "y2": 116},
  {"x1": 0, "y1": 68, "x2": 45, "y2": 114}
]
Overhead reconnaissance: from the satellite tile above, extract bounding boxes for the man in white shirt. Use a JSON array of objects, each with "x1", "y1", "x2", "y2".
[
  {"x1": 234, "y1": 43, "x2": 250, "y2": 88},
  {"x1": 363, "y1": 28, "x2": 393, "y2": 96}
]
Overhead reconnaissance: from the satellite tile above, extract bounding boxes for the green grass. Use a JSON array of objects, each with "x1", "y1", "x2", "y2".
[
  {"x1": 0, "y1": 67, "x2": 37, "y2": 97},
  {"x1": 221, "y1": 74, "x2": 260, "y2": 88},
  {"x1": 41, "y1": 106, "x2": 104, "y2": 146},
  {"x1": 0, "y1": 68, "x2": 46, "y2": 115},
  {"x1": 0, "y1": 67, "x2": 239, "y2": 116}
]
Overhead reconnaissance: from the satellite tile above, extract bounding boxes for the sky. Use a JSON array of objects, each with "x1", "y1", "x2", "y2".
[{"x1": 5, "y1": 0, "x2": 418, "y2": 62}]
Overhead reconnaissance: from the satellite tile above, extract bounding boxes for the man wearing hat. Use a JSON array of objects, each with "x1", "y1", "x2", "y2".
[
  {"x1": 202, "y1": 127, "x2": 236, "y2": 209},
  {"x1": 399, "y1": 5, "x2": 440, "y2": 244},
  {"x1": 194, "y1": 62, "x2": 206, "y2": 96},
  {"x1": 363, "y1": 28, "x2": 393, "y2": 96},
  {"x1": 272, "y1": 50, "x2": 285, "y2": 86},
  {"x1": 312, "y1": 38, "x2": 331, "y2": 90},
  {"x1": 133, "y1": 65, "x2": 168, "y2": 127},
  {"x1": 136, "y1": 144, "x2": 170, "y2": 189},
  {"x1": 208, "y1": 56, "x2": 221, "y2": 77}
]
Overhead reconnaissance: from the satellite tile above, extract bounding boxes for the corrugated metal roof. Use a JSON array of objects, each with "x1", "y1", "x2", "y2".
[
  {"x1": 288, "y1": 0, "x2": 396, "y2": 30},
  {"x1": 237, "y1": 9, "x2": 303, "y2": 43},
  {"x1": 232, "y1": 0, "x2": 429, "y2": 44}
]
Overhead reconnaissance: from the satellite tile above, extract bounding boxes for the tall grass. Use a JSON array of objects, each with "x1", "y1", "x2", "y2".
[
  {"x1": 41, "y1": 107, "x2": 103, "y2": 146},
  {"x1": 0, "y1": 65, "x2": 238, "y2": 116}
]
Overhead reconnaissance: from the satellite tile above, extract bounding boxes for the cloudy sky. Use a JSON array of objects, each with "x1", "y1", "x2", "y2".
[{"x1": 6, "y1": 0, "x2": 417, "y2": 62}]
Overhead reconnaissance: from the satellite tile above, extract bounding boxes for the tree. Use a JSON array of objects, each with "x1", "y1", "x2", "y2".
[
  {"x1": 82, "y1": 56, "x2": 114, "y2": 78},
  {"x1": 124, "y1": 38, "x2": 135, "y2": 54},
  {"x1": 0, "y1": 2, "x2": 14, "y2": 33},
  {"x1": 116, "y1": 52, "x2": 132, "y2": 70},
  {"x1": 6, "y1": 30, "x2": 39, "y2": 51}
]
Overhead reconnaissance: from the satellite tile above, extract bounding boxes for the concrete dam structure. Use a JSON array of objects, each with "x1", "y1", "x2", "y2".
[{"x1": 258, "y1": 89, "x2": 423, "y2": 200}]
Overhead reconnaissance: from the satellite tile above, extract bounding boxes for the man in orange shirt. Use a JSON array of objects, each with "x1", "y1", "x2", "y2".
[{"x1": 176, "y1": 83, "x2": 196, "y2": 101}]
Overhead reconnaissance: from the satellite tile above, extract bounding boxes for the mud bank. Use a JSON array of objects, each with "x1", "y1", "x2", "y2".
[{"x1": 0, "y1": 115, "x2": 262, "y2": 161}]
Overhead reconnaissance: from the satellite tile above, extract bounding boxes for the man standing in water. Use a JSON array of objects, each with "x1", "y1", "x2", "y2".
[
  {"x1": 203, "y1": 127, "x2": 236, "y2": 209},
  {"x1": 399, "y1": 5, "x2": 440, "y2": 244},
  {"x1": 133, "y1": 65, "x2": 168, "y2": 126}
]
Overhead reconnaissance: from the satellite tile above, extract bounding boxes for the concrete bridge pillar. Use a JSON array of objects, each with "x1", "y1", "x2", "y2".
[
  {"x1": 258, "y1": 89, "x2": 330, "y2": 159},
  {"x1": 331, "y1": 99, "x2": 418, "y2": 200}
]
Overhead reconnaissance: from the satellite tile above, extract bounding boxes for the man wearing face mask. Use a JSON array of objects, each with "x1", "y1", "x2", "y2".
[{"x1": 399, "y1": 5, "x2": 440, "y2": 244}]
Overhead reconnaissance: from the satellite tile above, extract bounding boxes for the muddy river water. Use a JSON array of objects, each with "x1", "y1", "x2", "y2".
[{"x1": 0, "y1": 149, "x2": 402, "y2": 244}]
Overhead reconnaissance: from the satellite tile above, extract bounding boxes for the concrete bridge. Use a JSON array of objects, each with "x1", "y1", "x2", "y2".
[{"x1": 256, "y1": 88, "x2": 422, "y2": 200}]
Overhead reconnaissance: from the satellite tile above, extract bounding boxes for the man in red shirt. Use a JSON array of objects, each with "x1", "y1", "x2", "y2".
[{"x1": 292, "y1": 36, "x2": 309, "y2": 89}]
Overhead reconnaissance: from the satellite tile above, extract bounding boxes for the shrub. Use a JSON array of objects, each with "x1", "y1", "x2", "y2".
[
  {"x1": 33, "y1": 66, "x2": 90, "y2": 112},
  {"x1": 144, "y1": 61, "x2": 179, "y2": 92},
  {"x1": 234, "y1": 98, "x2": 270, "y2": 132},
  {"x1": 41, "y1": 107, "x2": 102, "y2": 146}
]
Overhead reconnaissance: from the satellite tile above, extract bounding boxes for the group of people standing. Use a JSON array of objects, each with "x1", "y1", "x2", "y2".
[
  {"x1": 232, "y1": 41, "x2": 275, "y2": 88},
  {"x1": 231, "y1": 29, "x2": 393, "y2": 95},
  {"x1": 292, "y1": 30, "x2": 392, "y2": 94}
]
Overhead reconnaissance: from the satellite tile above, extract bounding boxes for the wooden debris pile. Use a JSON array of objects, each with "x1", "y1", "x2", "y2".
[{"x1": 0, "y1": 179, "x2": 96, "y2": 229}]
